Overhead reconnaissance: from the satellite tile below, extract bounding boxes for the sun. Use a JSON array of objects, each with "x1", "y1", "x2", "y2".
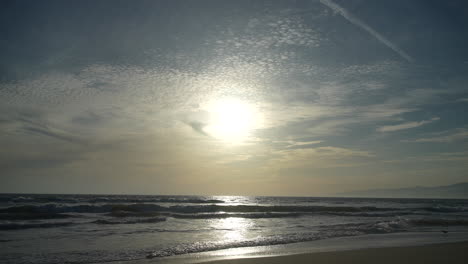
[{"x1": 204, "y1": 98, "x2": 259, "y2": 143}]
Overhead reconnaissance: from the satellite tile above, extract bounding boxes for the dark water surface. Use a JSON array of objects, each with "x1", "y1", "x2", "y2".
[{"x1": 1, "y1": 194, "x2": 468, "y2": 263}]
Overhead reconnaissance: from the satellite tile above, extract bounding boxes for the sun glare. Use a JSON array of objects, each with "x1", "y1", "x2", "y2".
[{"x1": 204, "y1": 98, "x2": 259, "y2": 143}]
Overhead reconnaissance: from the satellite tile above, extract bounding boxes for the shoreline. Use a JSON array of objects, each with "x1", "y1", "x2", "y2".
[
  {"x1": 198, "y1": 241, "x2": 468, "y2": 264},
  {"x1": 134, "y1": 232, "x2": 468, "y2": 264}
]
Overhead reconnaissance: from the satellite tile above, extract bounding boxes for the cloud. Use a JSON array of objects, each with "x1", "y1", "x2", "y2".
[
  {"x1": 419, "y1": 152, "x2": 468, "y2": 162},
  {"x1": 0, "y1": 108, "x2": 83, "y2": 144},
  {"x1": 21, "y1": 126, "x2": 78, "y2": 143},
  {"x1": 313, "y1": 146, "x2": 374, "y2": 157},
  {"x1": 286, "y1": 140, "x2": 323, "y2": 148},
  {"x1": 269, "y1": 140, "x2": 323, "y2": 150},
  {"x1": 377, "y1": 117, "x2": 440, "y2": 132},
  {"x1": 384, "y1": 151, "x2": 468, "y2": 163},
  {"x1": 320, "y1": 0, "x2": 414, "y2": 62},
  {"x1": 213, "y1": 13, "x2": 322, "y2": 55},
  {"x1": 269, "y1": 145, "x2": 374, "y2": 169},
  {"x1": 0, "y1": 150, "x2": 85, "y2": 171},
  {"x1": 71, "y1": 111, "x2": 104, "y2": 126},
  {"x1": 404, "y1": 128, "x2": 468, "y2": 143},
  {"x1": 187, "y1": 121, "x2": 209, "y2": 136}
]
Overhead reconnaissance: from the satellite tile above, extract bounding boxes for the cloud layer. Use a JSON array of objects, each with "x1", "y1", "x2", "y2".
[{"x1": 1, "y1": 1, "x2": 467, "y2": 195}]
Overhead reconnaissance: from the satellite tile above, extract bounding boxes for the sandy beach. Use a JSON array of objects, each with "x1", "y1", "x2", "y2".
[{"x1": 201, "y1": 242, "x2": 468, "y2": 264}]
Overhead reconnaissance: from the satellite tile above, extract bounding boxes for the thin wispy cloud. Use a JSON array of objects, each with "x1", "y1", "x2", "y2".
[
  {"x1": 22, "y1": 126, "x2": 78, "y2": 143},
  {"x1": 377, "y1": 117, "x2": 440, "y2": 132},
  {"x1": 384, "y1": 151, "x2": 468, "y2": 163},
  {"x1": 267, "y1": 146, "x2": 375, "y2": 170},
  {"x1": 281, "y1": 140, "x2": 323, "y2": 150},
  {"x1": 286, "y1": 140, "x2": 322, "y2": 146},
  {"x1": 404, "y1": 128, "x2": 468, "y2": 143},
  {"x1": 320, "y1": 0, "x2": 414, "y2": 62}
]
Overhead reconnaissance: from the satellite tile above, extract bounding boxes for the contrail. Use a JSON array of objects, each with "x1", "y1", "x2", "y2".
[{"x1": 320, "y1": 0, "x2": 414, "y2": 63}]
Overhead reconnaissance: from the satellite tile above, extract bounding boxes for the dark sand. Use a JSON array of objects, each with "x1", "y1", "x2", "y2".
[{"x1": 201, "y1": 242, "x2": 468, "y2": 264}]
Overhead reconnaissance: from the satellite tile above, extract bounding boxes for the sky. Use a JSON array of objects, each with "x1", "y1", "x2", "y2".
[{"x1": 0, "y1": 0, "x2": 467, "y2": 196}]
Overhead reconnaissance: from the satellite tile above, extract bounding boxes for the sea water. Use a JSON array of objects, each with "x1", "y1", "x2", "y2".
[{"x1": 1, "y1": 194, "x2": 468, "y2": 263}]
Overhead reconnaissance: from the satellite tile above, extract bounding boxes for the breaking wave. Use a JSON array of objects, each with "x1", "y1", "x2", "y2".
[
  {"x1": 0, "y1": 222, "x2": 74, "y2": 230},
  {"x1": 3, "y1": 203, "x2": 466, "y2": 222},
  {"x1": 147, "y1": 229, "x2": 364, "y2": 258},
  {"x1": 146, "y1": 217, "x2": 468, "y2": 258},
  {"x1": 0, "y1": 194, "x2": 224, "y2": 204},
  {"x1": 92, "y1": 217, "x2": 167, "y2": 225},
  {"x1": 0, "y1": 204, "x2": 398, "y2": 215}
]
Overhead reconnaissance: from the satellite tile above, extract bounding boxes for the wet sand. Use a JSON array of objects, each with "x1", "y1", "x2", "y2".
[{"x1": 200, "y1": 241, "x2": 468, "y2": 264}]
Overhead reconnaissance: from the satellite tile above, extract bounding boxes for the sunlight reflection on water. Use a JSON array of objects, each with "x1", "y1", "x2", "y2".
[{"x1": 211, "y1": 217, "x2": 254, "y2": 242}]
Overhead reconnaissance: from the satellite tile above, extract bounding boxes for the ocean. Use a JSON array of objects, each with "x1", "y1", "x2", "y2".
[{"x1": 1, "y1": 194, "x2": 468, "y2": 263}]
